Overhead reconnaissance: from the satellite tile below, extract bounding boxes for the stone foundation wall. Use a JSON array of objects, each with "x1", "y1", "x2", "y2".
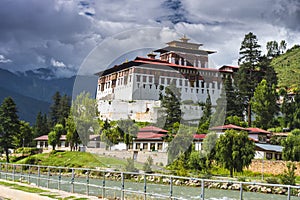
[{"x1": 248, "y1": 159, "x2": 300, "y2": 176}]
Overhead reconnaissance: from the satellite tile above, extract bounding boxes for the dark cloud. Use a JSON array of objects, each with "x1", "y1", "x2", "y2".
[{"x1": 0, "y1": 0, "x2": 299, "y2": 77}]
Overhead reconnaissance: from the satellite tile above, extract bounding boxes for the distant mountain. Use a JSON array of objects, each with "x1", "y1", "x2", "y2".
[
  {"x1": 0, "y1": 68, "x2": 98, "y2": 124},
  {"x1": 271, "y1": 45, "x2": 300, "y2": 89},
  {"x1": 0, "y1": 86, "x2": 50, "y2": 124}
]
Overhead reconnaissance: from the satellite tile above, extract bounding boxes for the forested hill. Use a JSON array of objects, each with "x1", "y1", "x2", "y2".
[{"x1": 271, "y1": 45, "x2": 300, "y2": 89}]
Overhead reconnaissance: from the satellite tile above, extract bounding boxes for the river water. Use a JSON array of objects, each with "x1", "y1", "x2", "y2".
[{"x1": 1, "y1": 171, "x2": 298, "y2": 200}]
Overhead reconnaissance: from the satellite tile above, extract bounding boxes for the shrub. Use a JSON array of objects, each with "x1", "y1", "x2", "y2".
[
  {"x1": 280, "y1": 162, "x2": 296, "y2": 185},
  {"x1": 265, "y1": 177, "x2": 279, "y2": 184}
]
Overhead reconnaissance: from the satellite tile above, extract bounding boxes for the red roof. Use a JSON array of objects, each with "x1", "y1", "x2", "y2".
[
  {"x1": 136, "y1": 132, "x2": 166, "y2": 140},
  {"x1": 210, "y1": 124, "x2": 245, "y2": 131},
  {"x1": 34, "y1": 135, "x2": 67, "y2": 141},
  {"x1": 193, "y1": 134, "x2": 206, "y2": 139},
  {"x1": 139, "y1": 126, "x2": 168, "y2": 133},
  {"x1": 246, "y1": 128, "x2": 270, "y2": 134}
]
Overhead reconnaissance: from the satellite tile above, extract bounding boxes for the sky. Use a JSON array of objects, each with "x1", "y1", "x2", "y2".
[{"x1": 0, "y1": 0, "x2": 300, "y2": 77}]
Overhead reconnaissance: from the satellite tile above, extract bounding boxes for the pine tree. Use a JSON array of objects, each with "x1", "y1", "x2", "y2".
[
  {"x1": 197, "y1": 92, "x2": 212, "y2": 133},
  {"x1": 237, "y1": 32, "x2": 262, "y2": 126},
  {"x1": 251, "y1": 79, "x2": 278, "y2": 129},
  {"x1": 0, "y1": 97, "x2": 20, "y2": 162},
  {"x1": 160, "y1": 83, "x2": 182, "y2": 131},
  {"x1": 34, "y1": 112, "x2": 49, "y2": 137},
  {"x1": 49, "y1": 91, "x2": 61, "y2": 127}
]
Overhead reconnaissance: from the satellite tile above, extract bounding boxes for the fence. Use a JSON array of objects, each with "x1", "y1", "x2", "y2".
[{"x1": 0, "y1": 163, "x2": 299, "y2": 200}]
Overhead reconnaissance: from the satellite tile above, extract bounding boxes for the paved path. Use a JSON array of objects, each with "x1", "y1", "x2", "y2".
[{"x1": 0, "y1": 180, "x2": 101, "y2": 200}]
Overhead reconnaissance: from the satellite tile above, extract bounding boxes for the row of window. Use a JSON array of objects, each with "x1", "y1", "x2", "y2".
[{"x1": 135, "y1": 142, "x2": 163, "y2": 151}]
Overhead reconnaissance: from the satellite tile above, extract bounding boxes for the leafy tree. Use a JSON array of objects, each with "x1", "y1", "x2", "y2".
[
  {"x1": 215, "y1": 130, "x2": 255, "y2": 177},
  {"x1": 281, "y1": 89, "x2": 294, "y2": 128},
  {"x1": 266, "y1": 41, "x2": 280, "y2": 58},
  {"x1": 58, "y1": 94, "x2": 71, "y2": 126},
  {"x1": 0, "y1": 97, "x2": 20, "y2": 162},
  {"x1": 125, "y1": 158, "x2": 138, "y2": 172},
  {"x1": 279, "y1": 40, "x2": 287, "y2": 54},
  {"x1": 282, "y1": 130, "x2": 300, "y2": 161},
  {"x1": 117, "y1": 119, "x2": 139, "y2": 149},
  {"x1": 66, "y1": 115, "x2": 81, "y2": 151},
  {"x1": 48, "y1": 124, "x2": 64, "y2": 151},
  {"x1": 101, "y1": 127, "x2": 120, "y2": 150},
  {"x1": 251, "y1": 79, "x2": 278, "y2": 129},
  {"x1": 167, "y1": 125, "x2": 193, "y2": 164},
  {"x1": 280, "y1": 162, "x2": 296, "y2": 185},
  {"x1": 200, "y1": 132, "x2": 218, "y2": 173},
  {"x1": 160, "y1": 83, "x2": 182, "y2": 131},
  {"x1": 15, "y1": 121, "x2": 33, "y2": 147},
  {"x1": 143, "y1": 156, "x2": 153, "y2": 173},
  {"x1": 71, "y1": 92, "x2": 99, "y2": 147},
  {"x1": 237, "y1": 32, "x2": 262, "y2": 126},
  {"x1": 225, "y1": 116, "x2": 248, "y2": 127}
]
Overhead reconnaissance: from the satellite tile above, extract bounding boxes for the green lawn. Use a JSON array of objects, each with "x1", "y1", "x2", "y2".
[{"x1": 15, "y1": 151, "x2": 142, "y2": 170}]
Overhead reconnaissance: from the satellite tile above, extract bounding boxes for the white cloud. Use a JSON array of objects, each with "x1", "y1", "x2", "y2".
[
  {"x1": 0, "y1": 55, "x2": 12, "y2": 63},
  {"x1": 51, "y1": 58, "x2": 66, "y2": 68}
]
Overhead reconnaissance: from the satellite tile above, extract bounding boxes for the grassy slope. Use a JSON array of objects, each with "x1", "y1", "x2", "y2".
[
  {"x1": 271, "y1": 46, "x2": 300, "y2": 89},
  {"x1": 15, "y1": 151, "x2": 140, "y2": 170}
]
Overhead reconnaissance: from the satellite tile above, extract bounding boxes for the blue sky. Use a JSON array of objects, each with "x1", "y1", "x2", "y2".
[{"x1": 0, "y1": 0, "x2": 299, "y2": 77}]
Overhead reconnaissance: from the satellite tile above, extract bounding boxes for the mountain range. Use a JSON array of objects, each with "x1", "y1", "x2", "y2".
[{"x1": 0, "y1": 68, "x2": 97, "y2": 124}]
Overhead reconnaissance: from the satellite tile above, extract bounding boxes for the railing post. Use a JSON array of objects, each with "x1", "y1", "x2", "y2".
[
  {"x1": 102, "y1": 172, "x2": 106, "y2": 198},
  {"x1": 37, "y1": 166, "x2": 40, "y2": 187},
  {"x1": 239, "y1": 182, "x2": 243, "y2": 200},
  {"x1": 12, "y1": 164, "x2": 15, "y2": 182},
  {"x1": 86, "y1": 170, "x2": 90, "y2": 196},
  {"x1": 47, "y1": 167, "x2": 50, "y2": 188},
  {"x1": 169, "y1": 176, "x2": 173, "y2": 199},
  {"x1": 121, "y1": 172, "x2": 125, "y2": 200},
  {"x1": 5, "y1": 163, "x2": 8, "y2": 180},
  {"x1": 71, "y1": 168, "x2": 75, "y2": 193},
  {"x1": 0, "y1": 163, "x2": 2, "y2": 179},
  {"x1": 58, "y1": 168, "x2": 61, "y2": 190},
  {"x1": 287, "y1": 186, "x2": 291, "y2": 200},
  {"x1": 144, "y1": 174, "x2": 147, "y2": 200},
  {"x1": 201, "y1": 179, "x2": 205, "y2": 200},
  {"x1": 27, "y1": 165, "x2": 31, "y2": 183}
]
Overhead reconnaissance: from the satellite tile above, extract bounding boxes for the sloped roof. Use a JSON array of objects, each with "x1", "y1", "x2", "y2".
[
  {"x1": 255, "y1": 143, "x2": 283, "y2": 153},
  {"x1": 139, "y1": 126, "x2": 168, "y2": 133},
  {"x1": 193, "y1": 134, "x2": 206, "y2": 140},
  {"x1": 247, "y1": 127, "x2": 270, "y2": 134},
  {"x1": 136, "y1": 132, "x2": 166, "y2": 140},
  {"x1": 34, "y1": 135, "x2": 67, "y2": 141},
  {"x1": 209, "y1": 124, "x2": 245, "y2": 131}
]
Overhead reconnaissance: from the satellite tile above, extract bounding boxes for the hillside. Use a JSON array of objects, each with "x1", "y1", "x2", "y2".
[
  {"x1": 271, "y1": 45, "x2": 300, "y2": 89},
  {"x1": 0, "y1": 87, "x2": 50, "y2": 124}
]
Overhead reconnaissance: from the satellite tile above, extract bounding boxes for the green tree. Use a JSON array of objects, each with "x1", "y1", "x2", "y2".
[
  {"x1": 251, "y1": 79, "x2": 278, "y2": 129},
  {"x1": 237, "y1": 32, "x2": 262, "y2": 127},
  {"x1": 281, "y1": 89, "x2": 294, "y2": 128},
  {"x1": 215, "y1": 130, "x2": 255, "y2": 177},
  {"x1": 15, "y1": 121, "x2": 33, "y2": 147},
  {"x1": 71, "y1": 92, "x2": 99, "y2": 147},
  {"x1": 160, "y1": 83, "x2": 182, "y2": 131},
  {"x1": 224, "y1": 75, "x2": 243, "y2": 118},
  {"x1": 66, "y1": 115, "x2": 81, "y2": 151},
  {"x1": 125, "y1": 158, "x2": 138, "y2": 172},
  {"x1": 197, "y1": 92, "x2": 212, "y2": 133},
  {"x1": 266, "y1": 40, "x2": 280, "y2": 58},
  {"x1": 48, "y1": 124, "x2": 64, "y2": 151},
  {"x1": 200, "y1": 131, "x2": 218, "y2": 173},
  {"x1": 34, "y1": 112, "x2": 50, "y2": 138},
  {"x1": 0, "y1": 97, "x2": 20, "y2": 162},
  {"x1": 280, "y1": 162, "x2": 296, "y2": 185},
  {"x1": 117, "y1": 119, "x2": 139, "y2": 149},
  {"x1": 282, "y1": 129, "x2": 300, "y2": 161},
  {"x1": 143, "y1": 156, "x2": 153, "y2": 173},
  {"x1": 49, "y1": 91, "x2": 61, "y2": 126}
]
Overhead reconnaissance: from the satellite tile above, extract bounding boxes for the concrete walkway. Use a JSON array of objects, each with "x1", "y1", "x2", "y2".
[{"x1": 0, "y1": 180, "x2": 101, "y2": 200}]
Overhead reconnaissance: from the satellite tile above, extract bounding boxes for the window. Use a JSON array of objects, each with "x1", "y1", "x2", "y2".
[
  {"x1": 136, "y1": 143, "x2": 140, "y2": 150},
  {"x1": 201, "y1": 81, "x2": 205, "y2": 88},
  {"x1": 158, "y1": 143, "x2": 163, "y2": 150},
  {"x1": 266, "y1": 153, "x2": 273, "y2": 160},
  {"x1": 179, "y1": 79, "x2": 182, "y2": 86},
  {"x1": 143, "y1": 76, "x2": 147, "y2": 82},
  {"x1": 143, "y1": 143, "x2": 148, "y2": 150},
  {"x1": 149, "y1": 76, "x2": 153, "y2": 83},
  {"x1": 136, "y1": 75, "x2": 141, "y2": 82},
  {"x1": 161, "y1": 78, "x2": 165, "y2": 84}
]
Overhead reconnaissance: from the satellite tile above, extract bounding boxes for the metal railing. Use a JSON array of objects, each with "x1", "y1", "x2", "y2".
[{"x1": 0, "y1": 163, "x2": 299, "y2": 200}]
